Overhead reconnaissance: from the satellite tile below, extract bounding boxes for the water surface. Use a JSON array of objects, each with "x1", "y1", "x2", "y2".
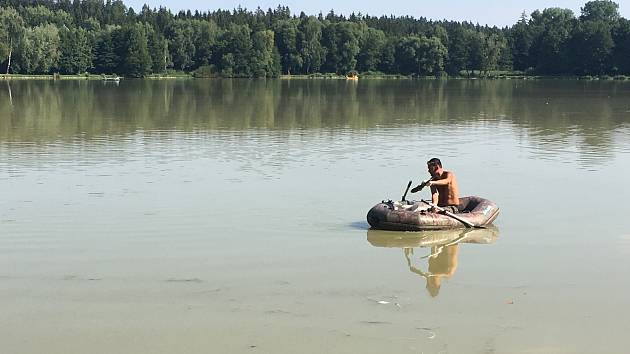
[{"x1": 1, "y1": 79, "x2": 630, "y2": 353}]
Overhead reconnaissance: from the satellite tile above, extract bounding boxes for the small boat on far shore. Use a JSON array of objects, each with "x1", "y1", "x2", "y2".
[{"x1": 102, "y1": 76, "x2": 121, "y2": 82}]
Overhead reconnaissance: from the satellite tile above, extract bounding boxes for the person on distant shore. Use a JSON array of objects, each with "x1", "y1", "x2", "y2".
[{"x1": 411, "y1": 158, "x2": 460, "y2": 213}]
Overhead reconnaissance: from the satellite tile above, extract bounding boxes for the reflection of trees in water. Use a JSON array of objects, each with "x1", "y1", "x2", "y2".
[
  {"x1": 1, "y1": 79, "x2": 627, "y2": 158},
  {"x1": 504, "y1": 80, "x2": 630, "y2": 167}
]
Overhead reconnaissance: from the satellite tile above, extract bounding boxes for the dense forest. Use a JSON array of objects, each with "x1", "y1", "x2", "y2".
[{"x1": 0, "y1": 0, "x2": 629, "y2": 77}]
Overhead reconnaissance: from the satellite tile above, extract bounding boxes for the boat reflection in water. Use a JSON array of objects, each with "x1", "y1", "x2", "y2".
[{"x1": 367, "y1": 226, "x2": 499, "y2": 297}]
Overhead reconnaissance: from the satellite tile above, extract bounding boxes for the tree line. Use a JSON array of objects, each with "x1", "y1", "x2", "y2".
[{"x1": 0, "y1": 0, "x2": 628, "y2": 77}]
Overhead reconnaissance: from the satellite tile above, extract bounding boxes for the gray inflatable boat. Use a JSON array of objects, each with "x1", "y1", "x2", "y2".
[{"x1": 367, "y1": 196, "x2": 500, "y2": 231}]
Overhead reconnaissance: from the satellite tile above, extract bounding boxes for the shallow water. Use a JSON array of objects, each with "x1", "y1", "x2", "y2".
[{"x1": 1, "y1": 79, "x2": 630, "y2": 353}]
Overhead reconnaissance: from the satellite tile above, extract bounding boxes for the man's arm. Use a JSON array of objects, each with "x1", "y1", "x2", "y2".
[
  {"x1": 428, "y1": 171, "x2": 452, "y2": 186},
  {"x1": 431, "y1": 186, "x2": 439, "y2": 205}
]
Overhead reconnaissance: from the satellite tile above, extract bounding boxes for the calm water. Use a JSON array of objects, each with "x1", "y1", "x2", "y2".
[{"x1": 1, "y1": 79, "x2": 630, "y2": 354}]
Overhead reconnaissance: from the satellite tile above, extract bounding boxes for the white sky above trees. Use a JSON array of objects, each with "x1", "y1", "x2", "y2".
[{"x1": 124, "y1": 0, "x2": 630, "y2": 27}]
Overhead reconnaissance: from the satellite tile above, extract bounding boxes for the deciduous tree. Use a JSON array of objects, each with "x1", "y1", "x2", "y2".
[{"x1": 0, "y1": 7, "x2": 25, "y2": 74}]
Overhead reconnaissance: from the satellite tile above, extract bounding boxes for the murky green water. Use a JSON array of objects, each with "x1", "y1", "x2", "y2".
[{"x1": 1, "y1": 79, "x2": 630, "y2": 353}]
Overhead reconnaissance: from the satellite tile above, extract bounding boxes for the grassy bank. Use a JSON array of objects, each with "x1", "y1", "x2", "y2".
[
  {"x1": 1, "y1": 73, "x2": 125, "y2": 80},
  {"x1": 2, "y1": 72, "x2": 629, "y2": 81},
  {"x1": 145, "y1": 72, "x2": 192, "y2": 79}
]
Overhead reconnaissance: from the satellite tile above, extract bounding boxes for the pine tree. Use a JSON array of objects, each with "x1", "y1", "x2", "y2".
[{"x1": 122, "y1": 24, "x2": 151, "y2": 77}]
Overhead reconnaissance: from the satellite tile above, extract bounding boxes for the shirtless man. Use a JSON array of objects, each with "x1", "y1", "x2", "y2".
[{"x1": 411, "y1": 158, "x2": 460, "y2": 213}]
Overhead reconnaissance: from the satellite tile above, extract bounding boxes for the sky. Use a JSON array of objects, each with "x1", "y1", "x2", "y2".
[{"x1": 123, "y1": 0, "x2": 630, "y2": 27}]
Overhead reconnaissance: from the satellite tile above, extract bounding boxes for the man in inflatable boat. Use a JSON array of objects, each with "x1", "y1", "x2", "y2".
[{"x1": 410, "y1": 158, "x2": 460, "y2": 213}]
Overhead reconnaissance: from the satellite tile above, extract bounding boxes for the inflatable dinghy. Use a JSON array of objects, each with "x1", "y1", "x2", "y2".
[{"x1": 367, "y1": 196, "x2": 499, "y2": 231}]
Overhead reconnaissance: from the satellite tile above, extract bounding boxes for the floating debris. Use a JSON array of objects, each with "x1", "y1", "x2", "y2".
[
  {"x1": 166, "y1": 278, "x2": 202, "y2": 283},
  {"x1": 360, "y1": 321, "x2": 392, "y2": 325},
  {"x1": 416, "y1": 327, "x2": 437, "y2": 339},
  {"x1": 367, "y1": 296, "x2": 398, "y2": 305},
  {"x1": 264, "y1": 309, "x2": 292, "y2": 315}
]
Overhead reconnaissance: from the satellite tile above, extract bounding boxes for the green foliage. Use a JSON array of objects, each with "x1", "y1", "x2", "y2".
[
  {"x1": 483, "y1": 34, "x2": 509, "y2": 73},
  {"x1": 274, "y1": 19, "x2": 302, "y2": 74},
  {"x1": 570, "y1": 20, "x2": 614, "y2": 74},
  {"x1": 271, "y1": 45, "x2": 282, "y2": 77},
  {"x1": 612, "y1": 19, "x2": 630, "y2": 74},
  {"x1": 467, "y1": 31, "x2": 509, "y2": 74},
  {"x1": 166, "y1": 19, "x2": 196, "y2": 71},
  {"x1": 580, "y1": 0, "x2": 619, "y2": 23},
  {"x1": 509, "y1": 12, "x2": 533, "y2": 71},
  {"x1": 445, "y1": 26, "x2": 470, "y2": 75},
  {"x1": 16, "y1": 24, "x2": 61, "y2": 74},
  {"x1": 58, "y1": 27, "x2": 91, "y2": 74},
  {"x1": 122, "y1": 23, "x2": 152, "y2": 77},
  {"x1": 297, "y1": 16, "x2": 324, "y2": 73},
  {"x1": 378, "y1": 39, "x2": 396, "y2": 73},
  {"x1": 193, "y1": 20, "x2": 219, "y2": 67},
  {"x1": 335, "y1": 22, "x2": 362, "y2": 74},
  {"x1": 0, "y1": 7, "x2": 25, "y2": 73},
  {"x1": 467, "y1": 31, "x2": 486, "y2": 73},
  {"x1": 82, "y1": 17, "x2": 100, "y2": 31},
  {"x1": 218, "y1": 23, "x2": 252, "y2": 77},
  {"x1": 0, "y1": 1, "x2": 628, "y2": 77},
  {"x1": 322, "y1": 21, "x2": 361, "y2": 74},
  {"x1": 192, "y1": 64, "x2": 218, "y2": 78},
  {"x1": 357, "y1": 27, "x2": 385, "y2": 72},
  {"x1": 529, "y1": 8, "x2": 576, "y2": 74},
  {"x1": 395, "y1": 35, "x2": 447, "y2": 76},
  {"x1": 251, "y1": 30, "x2": 276, "y2": 77},
  {"x1": 147, "y1": 26, "x2": 168, "y2": 73},
  {"x1": 22, "y1": 6, "x2": 74, "y2": 27},
  {"x1": 93, "y1": 29, "x2": 120, "y2": 73},
  {"x1": 431, "y1": 25, "x2": 449, "y2": 47}
]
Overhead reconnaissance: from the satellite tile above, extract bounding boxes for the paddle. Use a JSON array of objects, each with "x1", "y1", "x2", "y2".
[
  {"x1": 420, "y1": 199, "x2": 484, "y2": 229},
  {"x1": 401, "y1": 180, "x2": 413, "y2": 202},
  {"x1": 410, "y1": 177, "x2": 435, "y2": 194}
]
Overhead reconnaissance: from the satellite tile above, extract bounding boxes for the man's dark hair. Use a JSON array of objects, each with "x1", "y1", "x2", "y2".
[{"x1": 427, "y1": 158, "x2": 442, "y2": 168}]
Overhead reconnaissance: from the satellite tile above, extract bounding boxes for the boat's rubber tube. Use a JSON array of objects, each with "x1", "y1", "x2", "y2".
[{"x1": 367, "y1": 196, "x2": 499, "y2": 231}]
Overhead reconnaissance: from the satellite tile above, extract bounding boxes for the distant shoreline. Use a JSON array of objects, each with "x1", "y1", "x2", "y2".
[
  {"x1": 2, "y1": 1, "x2": 628, "y2": 80},
  {"x1": 1, "y1": 73, "x2": 629, "y2": 81}
]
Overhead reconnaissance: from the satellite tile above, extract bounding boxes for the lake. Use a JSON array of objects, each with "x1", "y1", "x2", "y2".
[{"x1": 1, "y1": 78, "x2": 629, "y2": 354}]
